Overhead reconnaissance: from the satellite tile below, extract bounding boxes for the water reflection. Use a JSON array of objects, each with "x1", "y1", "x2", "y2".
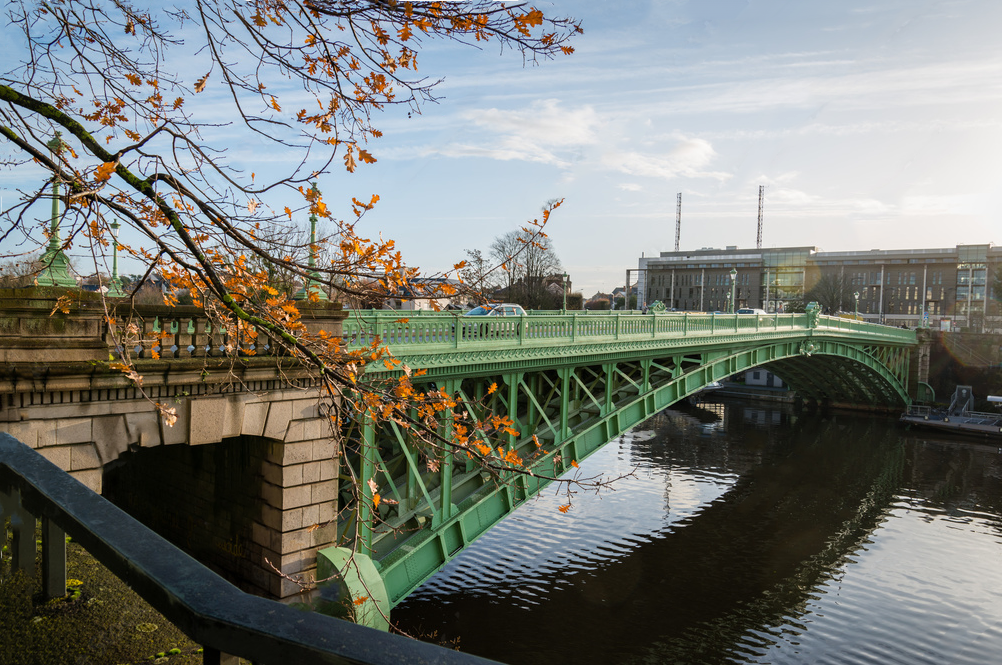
[{"x1": 394, "y1": 400, "x2": 1002, "y2": 665}]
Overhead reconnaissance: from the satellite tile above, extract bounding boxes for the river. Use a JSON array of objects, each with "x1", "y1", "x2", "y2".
[{"x1": 393, "y1": 399, "x2": 1002, "y2": 664}]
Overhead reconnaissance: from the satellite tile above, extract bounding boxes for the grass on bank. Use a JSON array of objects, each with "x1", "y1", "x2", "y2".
[{"x1": 1, "y1": 520, "x2": 210, "y2": 665}]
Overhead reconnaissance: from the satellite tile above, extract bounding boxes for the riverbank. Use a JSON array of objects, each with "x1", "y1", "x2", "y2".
[{"x1": 1, "y1": 528, "x2": 205, "y2": 665}]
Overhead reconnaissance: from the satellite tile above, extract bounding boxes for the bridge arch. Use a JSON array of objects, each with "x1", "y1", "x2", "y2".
[{"x1": 321, "y1": 330, "x2": 913, "y2": 624}]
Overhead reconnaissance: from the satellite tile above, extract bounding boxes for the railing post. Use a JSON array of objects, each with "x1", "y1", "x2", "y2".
[
  {"x1": 177, "y1": 316, "x2": 193, "y2": 358},
  {"x1": 42, "y1": 516, "x2": 66, "y2": 599},
  {"x1": 192, "y1": 316, "x2": 208, "y2": 357},
  {"x1": 162, "y1": 318, "x2": 178, "y2": 359},
  {"x1": 683, "y1": 312, "x2": 688, "y2": 335},
  {"x1": 6, "y1": 488, "x2": 35, "y2": 574}
]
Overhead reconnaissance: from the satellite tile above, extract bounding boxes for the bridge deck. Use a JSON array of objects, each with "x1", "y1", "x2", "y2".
[{"x1": 343, "y1": 310, "x2": 914, "y2": 372}]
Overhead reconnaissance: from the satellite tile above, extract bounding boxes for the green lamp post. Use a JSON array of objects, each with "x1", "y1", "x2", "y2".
[
  {"x1": 729, "y1": 267, "x2": 737, "y2": 313},
  {"x1": 36, "y1": 132, "x2": 76, "y2": 288},
  {"x1": 562, "y1": 273, "x2": 568, "y2": 313},
  {"x1": 106, "y1": 219, "x2": 126, "y2": 297},
  {"x1": 294, "y1": 182, "x2": 329, "y2": 302}
]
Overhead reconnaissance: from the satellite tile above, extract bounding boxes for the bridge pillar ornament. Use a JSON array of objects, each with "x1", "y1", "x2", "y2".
[{"x1": 805, "y1": 301, "x2": 821, "y2": 328}]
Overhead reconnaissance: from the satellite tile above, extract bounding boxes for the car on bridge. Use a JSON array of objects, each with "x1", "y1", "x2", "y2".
[
  {"x1": 464, "y1": 303, "x2": 526, "y2": 317},
  {"x1": 737, "y1": 308, "x2": 768, "y2": 315},
  {"x1": 461, "y1": 303, "x2": 525, "y2": 339}
]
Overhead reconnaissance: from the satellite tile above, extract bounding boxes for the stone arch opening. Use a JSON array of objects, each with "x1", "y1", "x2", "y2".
[{"x1": 103, "y1": 435, "x2": 278, "y2": 596}]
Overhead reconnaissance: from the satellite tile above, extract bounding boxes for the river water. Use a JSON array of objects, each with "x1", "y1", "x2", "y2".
[{"x1": 393, "y1": 399, "x2": 1002, "y2": 664}]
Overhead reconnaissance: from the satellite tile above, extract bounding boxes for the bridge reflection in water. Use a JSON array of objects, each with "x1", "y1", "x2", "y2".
[{"x1": 394, "y1": 402, "x2": 1002, "y2": 665}]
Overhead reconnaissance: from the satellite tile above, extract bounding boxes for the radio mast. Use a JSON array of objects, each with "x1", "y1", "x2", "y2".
[
  {"x1": 675, "y1": 193, "x2": 682, "y2": 252},
  {"x1": 756, "y1": 185, "x2": 765, "y2": 249}
]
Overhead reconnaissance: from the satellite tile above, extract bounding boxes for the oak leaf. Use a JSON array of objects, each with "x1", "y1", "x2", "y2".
[
  {"x1": 194, "y1": 72, "x2": 210, "y2": 93},
  {"x1": 94, "y1": 162, "x2": 117, "y2": 182}
]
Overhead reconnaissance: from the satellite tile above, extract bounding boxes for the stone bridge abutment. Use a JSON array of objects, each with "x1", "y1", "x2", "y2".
[{"x1": 0, "y1": 289, "x2": 345, "y2": 599}]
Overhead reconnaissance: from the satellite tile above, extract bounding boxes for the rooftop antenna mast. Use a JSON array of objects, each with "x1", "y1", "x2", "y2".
[
  {"x1": 756, "y1": 185, "x2": 765, "y2": 249},
  {"x1": 675, "y1": 193, "x2": 681, "y2": 252}
]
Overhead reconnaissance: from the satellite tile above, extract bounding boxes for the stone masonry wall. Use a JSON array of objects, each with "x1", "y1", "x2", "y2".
[{"x1": 0, "y1": 384, "x2": 340, "y2": 599}]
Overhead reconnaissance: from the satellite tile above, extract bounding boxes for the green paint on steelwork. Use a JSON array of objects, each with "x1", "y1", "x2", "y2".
[{"x1": 320, "y1": 310, "x2": 917, "y2": 628}]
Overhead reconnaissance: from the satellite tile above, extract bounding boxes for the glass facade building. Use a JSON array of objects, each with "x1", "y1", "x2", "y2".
[{"x1": 637, "y1": 243, "x2": 998, "y2": 330}]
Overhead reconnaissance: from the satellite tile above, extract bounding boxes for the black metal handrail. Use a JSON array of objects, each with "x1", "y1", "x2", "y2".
[{"x1": 0, "y1": 433, "x2": 496, "y2": 665}]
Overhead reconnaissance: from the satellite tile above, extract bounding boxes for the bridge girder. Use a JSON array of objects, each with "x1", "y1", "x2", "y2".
[{"x1": 319, "y1": 335, "x2": 911, "y2": 625}]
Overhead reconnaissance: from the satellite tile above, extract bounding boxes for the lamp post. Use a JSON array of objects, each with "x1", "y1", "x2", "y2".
[
  {"x1": 106, "y1": 220, "x2": 126, "y2": 297},
  {"x1": 294, "y1": 182, "x2": 328, "y2": 301},
  {"x1": 854, "y1": 291, "x2": 859, "y2": 320},
  {"x1": 562, "y1": 273, "x2": 568, "y2": 313},
  {"x1": 37, "y1": 131, "x2": 76, "y2": 288},
  {"x1": 729, "y1": 267, "x2": 737, "y2": 313}
]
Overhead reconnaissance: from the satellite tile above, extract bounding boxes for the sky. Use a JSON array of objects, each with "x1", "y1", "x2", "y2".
[
  {"x1": 4, "y1": 0, "x2": 1002, "y2": 296},
  {"x1": 334, "y1": 0, "x2": 1002, "y2": 296}
]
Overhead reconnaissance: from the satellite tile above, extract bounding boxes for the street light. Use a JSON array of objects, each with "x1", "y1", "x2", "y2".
[
  {"x1": 37, "y1": 131, "x2": 75, "y2": 288},
  {"x1": 562, "y1": 273, "x2": 568, "y2": 313},
  {"x1": 854, "y1": 291, "x2": 859, "y2": 320},
  {"x1": 729, "y1": 267, "x2": 737, "y2": 313},
  {"x1": 107, "y1": 220, "x2": 126, "y2": 297}
]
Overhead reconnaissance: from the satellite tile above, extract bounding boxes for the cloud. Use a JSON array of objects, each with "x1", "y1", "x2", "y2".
[
  {"x1": 411, "y1": 141, "x2": 568, "y2": 166},
  {"x1": 464, "y1": 99, "x2": 600, "y2": 147},
  {"x1": 602, "y1": 136, "x2": 731, "y2": 181},
  {"x1": 618, "y1": 183, "x2": 644, "y2": 191},
  {"x1": 384, "y1": 99, "x2": 600, "y2": 168}
]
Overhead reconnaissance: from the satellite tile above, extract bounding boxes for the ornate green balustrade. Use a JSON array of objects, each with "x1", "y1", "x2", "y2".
[{"x1": 340, "y1": 309, "x2": 914, "y2": 357}]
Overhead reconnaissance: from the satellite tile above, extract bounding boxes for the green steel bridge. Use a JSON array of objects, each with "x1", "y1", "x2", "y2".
[{"x1": 321, "y1": 307, "x2": 917, "y2": 628}]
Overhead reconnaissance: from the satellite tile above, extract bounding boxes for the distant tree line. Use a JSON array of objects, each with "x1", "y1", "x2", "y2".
[{"x1": 460, "y1": 226, "x2": 579, "y2": 310}]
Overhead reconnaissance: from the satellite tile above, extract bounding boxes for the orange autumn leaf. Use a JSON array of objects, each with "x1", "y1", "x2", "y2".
[
  {"x1": 558, "y1": 504, "x2": 571, "y2": 514},
  {"x1": 487, "y1": 382, "x2": 498, "y2": 395},
  {"x1": 49, "y1": 295, "x2": 73, "y2": 315},
  {"x1": 94, "y1": 161, "x2": 117, "y2": 182}
]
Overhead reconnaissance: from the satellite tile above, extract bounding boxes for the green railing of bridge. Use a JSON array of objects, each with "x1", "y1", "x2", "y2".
[
  {"x1": 97, "y1": 307, "x2": 913, "y2": 362},
  {"x1": 341, "y1": 310, "x2": 915, "y2": 353}
]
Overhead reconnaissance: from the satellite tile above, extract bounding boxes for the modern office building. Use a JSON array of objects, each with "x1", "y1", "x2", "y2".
[{"x1": 636, "y1": 243, "x2": 998, "y2": 330}]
